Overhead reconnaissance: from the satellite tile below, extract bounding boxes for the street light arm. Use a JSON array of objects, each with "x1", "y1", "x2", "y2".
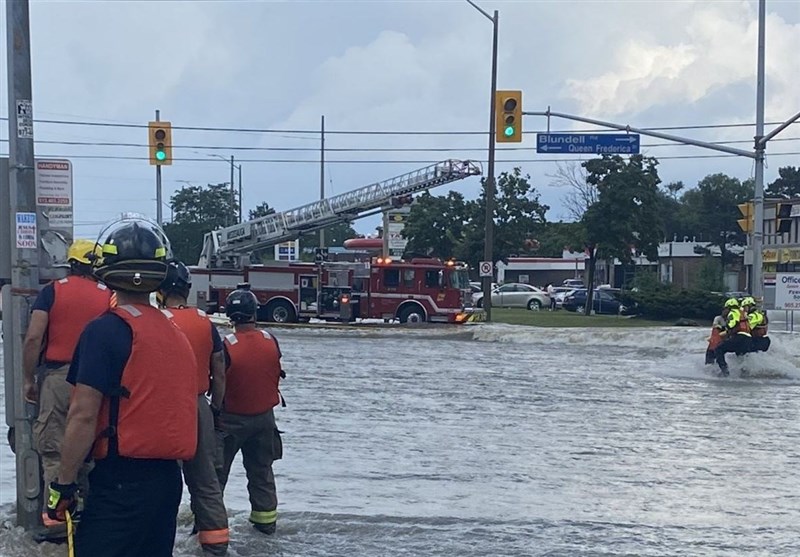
[
  {"x1": 525, "y1": 109, "x2": 756, "y2": 159},
  {"x1": 465, "y1": 0, "x2": 494, "y2": 23},
  {"x1": 759, "y1": 110, "x2": 800, "y2": 147}
]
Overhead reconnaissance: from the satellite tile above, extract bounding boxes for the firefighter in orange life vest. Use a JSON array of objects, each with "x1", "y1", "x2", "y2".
[
  {"x1": 741, "y1": 296, "x2": 771, "y2": 353},
  {"x1": 48, "y1": 216, "x2": 198, "y2": 557},
  {"x1": 216, "y1": 285, "x2": 285, "y2": 535},
  {"x1": 157, "y1": 260, "x2": 230, "y2": 556},
  {"x1": 714, "y1": 297, "x2": 753, "y2": 376},
  {"x1": 22, "y1": 238, "x2": 112, "y2": 529}
]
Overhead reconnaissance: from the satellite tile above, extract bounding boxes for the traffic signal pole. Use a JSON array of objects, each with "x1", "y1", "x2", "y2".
[
  {"x1": 155, "y1": 109, "x2": 163, "y2": 226},
  {"x1": 6, "y1": 0, "x2": 44, "y2": 531},
  {"x1": 467, "y1": 0, "x2": 498, "y2": 322}
]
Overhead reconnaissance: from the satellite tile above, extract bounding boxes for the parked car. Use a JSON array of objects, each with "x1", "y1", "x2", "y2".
[
  {"x1": 474, "y1": 283, "x2": 550, "y2": 311},
  {"x1": 552, "y1": 287, "x2": 576, "y2": 309},
  {"x1": 562, "y1": 278, "x2": 585, "y2": 288},
  {"x1": 562, "y1": 288, "x2": 635, "y2": 315},
  {"x1": 470, "y1": 282, "x2": 498, "y2": 305}
]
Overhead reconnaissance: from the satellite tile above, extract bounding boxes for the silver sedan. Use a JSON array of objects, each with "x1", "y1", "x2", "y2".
[{"x1": 475, "y1": 283, "x2": 551, "y2": 311}]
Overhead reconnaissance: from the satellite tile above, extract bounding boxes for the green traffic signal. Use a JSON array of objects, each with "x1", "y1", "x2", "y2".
[
  {"x1": 504, "y1": 126, "x2": 515, "y2": 137},
  {"x1": 155, "y1": 150, "x2": 167, "y2": 161}
]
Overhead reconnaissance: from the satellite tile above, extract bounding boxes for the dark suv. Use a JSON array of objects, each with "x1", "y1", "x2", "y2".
[{"x1": 562, "y1": 288, "x2": 634, "y2": 315}]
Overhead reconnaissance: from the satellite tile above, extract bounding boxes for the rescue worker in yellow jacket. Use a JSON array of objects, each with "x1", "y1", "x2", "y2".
[
  {"x1": 22, "y1": 239, "x2": 112, "y2": 529},
  {"x1": 742, "y1": 296, "x2": 770, "y2": 353},
  {"x1": 157, "y1": 260, "x2": 230, "y2": 556},
  {"x1": 48, "y1": 216, "x2": 198, "y2": 557},
  {"x1": 714, "y1": 297, "x2": 753, "y2": 376},
  {"x1": 216, "y1": 285, "x2": 285, "y2": 535}
]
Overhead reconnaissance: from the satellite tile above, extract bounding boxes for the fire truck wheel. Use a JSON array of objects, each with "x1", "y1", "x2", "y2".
[
  {"x1": 263, "y1": 300, "x2": 296, "y2": 323},
  {"x1": 398, "y1": 304, "x2": 426, "y2": 324}
]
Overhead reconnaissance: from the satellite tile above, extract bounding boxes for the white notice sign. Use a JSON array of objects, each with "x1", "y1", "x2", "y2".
[
  {"x1": 774, "y1": 273, "x2": 800, "y2": 310},
  {"x1": 35, "y1": 160, "x2": 72, "y2": 206},
  {"x1": 15, "y1": 212, "x2": 37, "y2": 248}
]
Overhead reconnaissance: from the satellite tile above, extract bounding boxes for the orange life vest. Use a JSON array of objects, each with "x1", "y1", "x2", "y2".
[
  {"x1": 223, "y1": 329, "x2": 282, "y2": 415},
  {"x1": 707, "y1": 327, "x2": 724, "y2": 351},
  {"x1": 162, "y1": 307, "x2": 215, "y2": 395},
  {"x1": 44, "y1": 276, "x2": 112, "y2": 363},
  {"x1": 93, "y1": 304, "x2": 198, "y2": 461}
]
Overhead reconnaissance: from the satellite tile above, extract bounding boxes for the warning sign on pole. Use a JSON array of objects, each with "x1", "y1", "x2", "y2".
[{"x1": 479, "y1": 261, "x2": 493, "y2": 277}]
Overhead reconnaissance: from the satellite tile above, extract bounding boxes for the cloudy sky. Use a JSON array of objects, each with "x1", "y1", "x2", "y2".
[{"x1": 1, "y1": 0, "x2": 799, "y2": 252}]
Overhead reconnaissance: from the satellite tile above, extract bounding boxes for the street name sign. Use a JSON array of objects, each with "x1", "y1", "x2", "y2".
[{"x1": 537, "y1": 133, "x2": 640, "y2": 155}]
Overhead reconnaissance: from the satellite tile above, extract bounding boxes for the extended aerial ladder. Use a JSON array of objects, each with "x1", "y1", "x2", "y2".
[{"x1": 197, "y1": 159, "x2": 482, "y2": 269}]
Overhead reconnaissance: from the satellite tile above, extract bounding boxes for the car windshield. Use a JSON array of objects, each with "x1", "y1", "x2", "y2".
[{"x1": 449, "y1": 269, "x2": 471, "y2": 289}]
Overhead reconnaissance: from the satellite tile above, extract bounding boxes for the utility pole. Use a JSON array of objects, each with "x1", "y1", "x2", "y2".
[
  {"x1": 751, "y1": 0, "x2": 766, "y2": 302},
  {"x1": 320, "y1": 115, "x2": 325, "y2": 249},
  {"x1": 6, "y1": 0, "x2": 44, "y2": 532},
  {"x1": 238, "y1": 164, "x2": 242, "y2": 223},
  {"x1": 230, "y1": 155, "x2": 236, "y2": 224},
  {"x1": 155, "y1": 109, "x2": 162, "y2": 226}
]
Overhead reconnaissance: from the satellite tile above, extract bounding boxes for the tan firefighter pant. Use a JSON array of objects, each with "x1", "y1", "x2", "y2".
[
  {"x1": 32, "y1": 366, "x2": 70, "y2": 491},
  {"x1": 215, "y1": 409, "x2": 282, "y2": 527},
  {"x1": 32, "y1": 365, "x2": 91, "y2": 512},
  {"x1": 183, "y1": 396, "x2": 230, "y2": 550}
]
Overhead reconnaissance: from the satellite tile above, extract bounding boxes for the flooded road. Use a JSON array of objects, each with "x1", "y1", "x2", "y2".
[{"x1": 1, "y1": 322, "x2": 799, "y2": 556}]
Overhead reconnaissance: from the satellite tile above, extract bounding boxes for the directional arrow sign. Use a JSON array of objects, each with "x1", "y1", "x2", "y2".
[{"x1": 536, "y1": 133, "x2": 640, "y2": 155}]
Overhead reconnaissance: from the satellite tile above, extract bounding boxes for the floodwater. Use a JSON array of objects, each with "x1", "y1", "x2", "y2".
[{"x1": 1, "y1": 320, "x2": 800, "y2": 556}]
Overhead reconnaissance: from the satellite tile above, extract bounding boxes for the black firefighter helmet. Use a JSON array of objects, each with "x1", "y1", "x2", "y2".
[
  {"x1": 225, "y1": 288, "x2": 258, "y2": 324},
  {"x1": 93, "y1": 215, "x2": 170, "y2": 293},
  {"x1": 158, "y1": 259, "x2": 193, "y2": 303}
]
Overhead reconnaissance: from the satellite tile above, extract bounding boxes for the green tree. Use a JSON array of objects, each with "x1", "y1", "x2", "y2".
[
  {"x1": 533, "y1": 222, "x2": 583, "y2": 258},
  {"x1": 402, "y1": 169, "x2": 546, "y2": 271},
  {"x1": 163, "y1": 183, "x2": 237, "y2": 264},
  {"x1": 402, "y1": 191, "x2": 469, "y2": 259},
  {"x1": 459, "y1": 168, "x2": 549, "y2": 269},
  {"x1": 765, "y1": 166, "x2": 800, "y2": 198},
  {"x1": 249, "y1": 201, "x2": 276, "y2": 220},
  {"x1": 680, "y1": 173, "x2": 751, "y2": 272},
  {"x1": 580, "y1": 155, "x2": 663, "y2": 314}
]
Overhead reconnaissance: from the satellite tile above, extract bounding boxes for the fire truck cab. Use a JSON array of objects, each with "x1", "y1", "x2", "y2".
[{"x1": 189, "y1": 257, "x2": 481, "y2": 324}]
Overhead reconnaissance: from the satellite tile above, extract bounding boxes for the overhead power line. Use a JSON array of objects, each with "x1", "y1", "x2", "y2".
[
  {"x1": 0, "y1": 116, "x2": 797, "y2": 135},
  {"x1": 0, "y1": 136, "x2": 798, "y2": 151},
  {"x1": 3, "y1": 152, "x2": 800, "y2": 164}
]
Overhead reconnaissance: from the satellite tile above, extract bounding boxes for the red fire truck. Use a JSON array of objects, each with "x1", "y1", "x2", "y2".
[{"x1": 188, "y1": 257, "x2": 482, "y2": 324}]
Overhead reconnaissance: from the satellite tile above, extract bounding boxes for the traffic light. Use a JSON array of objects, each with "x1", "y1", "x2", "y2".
[
  {"x1": 777, "y1": 203, "x2": 793, "y2": 235},
  {"x1": 148, "y1": 121, "x2": 173, "y2": 166},
  {"x1": 737, "y1": 202, "x2": 753, "y2": 233},
  {"x1": 495, "y1": 90, "x2": 522, "y2": 143}
]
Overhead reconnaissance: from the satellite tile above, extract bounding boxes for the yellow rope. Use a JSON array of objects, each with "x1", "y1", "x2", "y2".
[{"x1": 65, "y1": 510, "x2": 75, "y2": 557}]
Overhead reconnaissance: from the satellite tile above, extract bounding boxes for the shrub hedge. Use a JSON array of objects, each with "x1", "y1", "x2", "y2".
[{"x1": 619, "y1": 285, "x2": 726, "y2": 322}]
